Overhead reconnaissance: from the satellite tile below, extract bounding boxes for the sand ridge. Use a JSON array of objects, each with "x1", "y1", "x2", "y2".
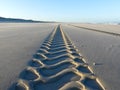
[
  {"x1": 11, "y1": 25, "x2": 105, "y2": 90},
  {"x1": 69, "y1": 24, "x2": 120, "y2": 37}
]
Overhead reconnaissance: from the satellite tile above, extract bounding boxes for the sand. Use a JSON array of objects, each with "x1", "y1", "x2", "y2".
[
  {"x1": 0, "y1": 23, "x2": 56, "y2": 90},
  {"x1": 70, "y1": 23, "x2": 120, "y2": 35},
  {"x1": 1, "y1": 23, "x2": 120, "y2": 90},
  {"x1": 62, "y1": 24, "x2": 120, "y2": 90},
  {"x1": 11, "y1": 25, "x2": 105, "y2": 90}
]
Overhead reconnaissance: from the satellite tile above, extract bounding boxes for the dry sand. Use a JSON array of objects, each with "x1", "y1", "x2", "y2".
[
  {"x1": 11, "y1": 25, "x2": 105, "y2": 90},
  {"x1": 62, "y1": 24, "x2": 120, "y2": 90},
  {"x1": 0, "y1": 23, "x2": 56, "y2": 90},
  {"x1": 1, "y1": 23, "x2": 120, "y2": 90},
  {"x1": 71, "y1": 23, "x2": 120, "y2": 35}
]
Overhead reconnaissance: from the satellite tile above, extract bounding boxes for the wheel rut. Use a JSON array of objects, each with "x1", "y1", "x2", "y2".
[{"x1": 12, "y1": 25, "x2": 105, "y2": 90}]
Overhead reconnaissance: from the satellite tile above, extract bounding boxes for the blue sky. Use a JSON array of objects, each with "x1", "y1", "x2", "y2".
[{"x1": 0, "y1": 0, "x2": 120, "y2": 22}]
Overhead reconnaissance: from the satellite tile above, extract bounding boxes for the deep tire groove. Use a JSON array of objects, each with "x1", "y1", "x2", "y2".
[{"x1": 13, "y1": 25, "x2": 105, "y2": 90}]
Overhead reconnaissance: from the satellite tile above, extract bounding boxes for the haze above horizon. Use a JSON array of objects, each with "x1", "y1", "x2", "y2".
[{"x1": 0, "y1": 0, "x2": 120, "y2": 23}]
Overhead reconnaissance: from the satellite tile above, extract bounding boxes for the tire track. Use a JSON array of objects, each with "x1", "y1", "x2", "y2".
[
  {"x1": 12, "y1": 25, "x2": 105, "y2": 90},
  {"x1": 69, "y1": 24, "x2": 120, "y2": 37}
]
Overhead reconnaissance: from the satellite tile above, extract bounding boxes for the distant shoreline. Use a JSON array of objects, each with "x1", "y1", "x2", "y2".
[{"x1": 0, "y1": 17, "x2": 55, "y2": 23}]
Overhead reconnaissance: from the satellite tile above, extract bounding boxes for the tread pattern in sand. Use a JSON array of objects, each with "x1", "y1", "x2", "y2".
[{"x1": 14, "y1": 25, "x2": 105, "y2": 90}]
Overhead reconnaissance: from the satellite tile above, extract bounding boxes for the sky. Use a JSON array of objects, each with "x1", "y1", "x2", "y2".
[{"x1": 0, "y1": 0, "x2": 120, "y2": 22}]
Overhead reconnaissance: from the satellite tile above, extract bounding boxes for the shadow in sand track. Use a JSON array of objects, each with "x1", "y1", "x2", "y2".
[{"x1": 9, "y1": 25, "x2": 105, "y2": 90}]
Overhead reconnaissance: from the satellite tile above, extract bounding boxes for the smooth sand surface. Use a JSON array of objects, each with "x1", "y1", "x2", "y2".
[
  {"x1": 62, "y1": 24, "x2": 120, "y2": 90},
  {"x1": 0, "y1": 23, "x2": 56, "y2": 90},
  {"x1": 71, "y1": 23, "x2": 120, "y2": 35}
]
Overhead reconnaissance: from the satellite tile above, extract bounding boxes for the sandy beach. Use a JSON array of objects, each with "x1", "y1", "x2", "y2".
[
  {"x1": 11, "y1": 25, "x2": 105, "y2": 90},
  {"x1": 0, "y1": 23, "x2": 120, "y2": 90},
  {"x1": 62, "y1": 24, "x2": 120, "y2": 90},
  {"x1": 1, "y1": 0, "x2": 120, "y2": 90},
  {"x1": 0, "y1": 23, "x2": 56, "y2": 90}
]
